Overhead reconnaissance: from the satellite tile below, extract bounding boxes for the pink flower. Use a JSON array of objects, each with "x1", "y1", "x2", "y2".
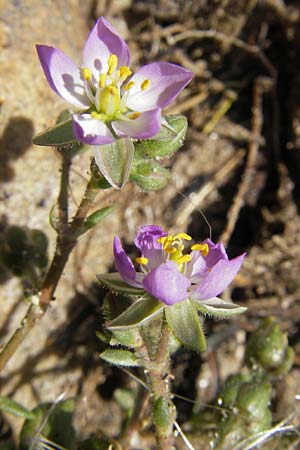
[
  {"x1": 114, "y1": 225, "x2": 246, "y2": 306},
  {"x1": 36, "y1": 17, "x2": 193, "y2": 146}
]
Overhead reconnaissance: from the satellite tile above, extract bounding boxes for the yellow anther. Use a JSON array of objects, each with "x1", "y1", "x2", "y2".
[
  {"x1": 129, "y1": 112, "x2": 140, "y2": 120},
  {"x1": 165, "y1": 247, "x2": 176, "y2": 254},
  {"x1": 91, "y1": 111, "x2": 103, "y2": 119},
  {"x1": 141, "y1": 79, "x2": 151, "y2": 91},
  {"x1": 99, "y1": 73, "x2": 107, "y2": 88},
  {"x1": 136, "y1": 257, "x2": 148, "y2": 265},
  {"x1": 176, "y1": 233, "x2": 192, "y2": 241},
  {"x1": 120, "y1": 66, "x2": 132, "y2": 80},
  {"x1": 82, "y1": 67, "x2": 92, "y2": 81},
  {"x1": 108, "y1": 85, "x2": 119, "y2": 95},
  {"x1": 108, "y1": 54, "x2": 118, "y2": 75},
  {"x1": 162, "y1": 236, "x2": 174, "y2": 250},
  {"x1": 157, "y1": 236, "x2": 167, "y2": 244},
  {"x1": 177, "y1": 254, "x2": 192, "y2": 264},
  {"x1": 124, "y1": 81, "x2": 135, "y2": 91},
  {"x1": 191, "y1": 243, "x2": 209, "y2": 257}
]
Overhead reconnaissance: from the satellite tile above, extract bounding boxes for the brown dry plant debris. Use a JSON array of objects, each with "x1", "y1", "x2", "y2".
[{"x1": 1, "y1": 0, "x2": 300, "y2": 447}]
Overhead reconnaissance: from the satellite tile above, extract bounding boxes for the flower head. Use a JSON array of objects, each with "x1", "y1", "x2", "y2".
[
  {"x1": 113, "y1": 225, "x2": 246, "y2": 306},
  {"x1": 36, "y1": 17, "x2": 193, "y2": 146}
]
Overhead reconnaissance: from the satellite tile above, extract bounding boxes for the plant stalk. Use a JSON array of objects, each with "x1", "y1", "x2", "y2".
[
  {"x1": 140, "y1": 315, "x2": 176, "y2": 450},
  {"x1": 0, "y1": 170, "x2": 99, "y2": 373}
]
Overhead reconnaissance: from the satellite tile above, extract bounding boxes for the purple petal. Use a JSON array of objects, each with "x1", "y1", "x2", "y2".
[
  {"x1": 36, "y1": 45, "x2": 90, "y2": 108},
  {"x1": 113, "y1": 237, "x2": 142, "y2": 288},
  {"x1": 191, "y1": 253, "x2": 246, "y2": 301},
  {"x1": 143, "y1": 261, "x2": 191, "y2": 306},
  {"x1": 186, "y1": 239, "x2": 228, "y2": 281},
  {"x1": 112, "y1": 109, "x2": 162, "y2": 139},
  {"x1": 134, "y1": 225, "x2": 167, "y2": 270},
  {"x1": 83, "y1": 17, "x2": 130, "y2": 79},
  {"x1": 72, "y1": 113, "x2": 115, "y2": 145},
  {"x1": 126, "y1": 62, "x2": 193, "y2": 112}
]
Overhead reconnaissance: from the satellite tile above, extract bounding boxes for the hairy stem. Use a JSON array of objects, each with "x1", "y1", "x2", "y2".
[
  {"x1": 140, "y1": 316, "x2": 176, "y2": 450},
  {"x1": 0, "y1": 167, "x2": 99, "y2": 372}
]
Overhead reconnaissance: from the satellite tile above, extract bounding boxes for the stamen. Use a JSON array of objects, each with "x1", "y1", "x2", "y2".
[
  {"x1": 164, "y1": 247, "x2": 176, "y2": 254},
  {"x1": 108, "y1": 85, "x2": 119, "y2": 95},
  {"x1": 191, "y1": 243, "x2": 209, "y2": 257},
  {"x1": 108, "y1": 54, "x2": 118, "y2": 75},
  {"x1": 129, "y1": 112, "x2": 140, "y2": 120},
  {"x1": 136, "y1": 257, "x2": 148, "y2": 265},
  {"x1": 176, "y1": 233, "x2": 192, "y2": 241},
  {"x1": 99, "y1": 73, "x2": 107, "y2": 88},
  {"x1": 177, "y1": 254, "x2": 192, "y2": 264},
  {"x1": 82, "y1": 67, "x2": 92, "y2": 81},
  {"x1": 157, "y1": 236, "x2": 168, "y2": 244},
  {"x1": 120, "y1": 66, "x2": 132, "y2": 80},
  {"x1": 141, "y1": 79, "x2": 151, "y2": 91},
  {"x1": 162, "y1": 236, "x2": 174, "y2": 250},
  {"x1": 91, "y1": 111, "x2": 103, "y2": 120},
  {"x1": 124, "y1": 81, "x2": 135, "y2": 91}
]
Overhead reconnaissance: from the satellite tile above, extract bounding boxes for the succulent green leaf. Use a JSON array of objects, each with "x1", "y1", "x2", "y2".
[
  {"x1": 134, "y1": 114, "x2": 188, "y2": 159},
  {"x1": 194, "y1": 297, "x2": 247, "y2": 318},
  {"x1": 0, "y1": 396, "x2": 35, "y2": 419},
  {"x1": 83, "y1": 205, "x2": 116, "y2": 230},
  {"x1": 153, "y1": 397, "x2": 174, "y2": 435},
  {"x1": 100, "y1": 349, "x2": 140, "y2": 367},
  {"x1": 165, "y1": 299, "x2": 206, "y2": 351},
  {"x1": 33, "y1": 119, "x2": 77, "y2": 146},
  {"x1": 130, "y1": 161, "x2": 171, "y2": 191},
  {"x1": 107, "y1": 296, "x2": 164, "y2": 330},
  {"x1": 20, "y1": 398, "x2": 76, "y2": 450},
  {"x1": 93, "y1": 137, "x2": 134, "y2": 189},
  {"x1": 236, "y1": 380, "x2": 271, "y2": 420},
  {"x1": 97, "y1": 273, "x2": 145, "y2": 296}
]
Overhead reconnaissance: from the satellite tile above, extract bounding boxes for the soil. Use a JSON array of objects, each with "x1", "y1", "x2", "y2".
[{"x1": 1, "y1": 0, "x2": 300, "y2": 448}]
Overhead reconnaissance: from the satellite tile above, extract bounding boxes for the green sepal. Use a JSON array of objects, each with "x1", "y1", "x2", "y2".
[
  {"x1": 20, "y1": 398, "x2": 76, "y2": 450},
  {"x1": 102, "y1": 292, "x2": 142, "y2": 347},
  {"x1": 93, "y1": 137, "x2": 134, "y2": 189},
  {"x1": 0, "y1": 396, "x2": 35, "y2": 419},
  {"x1": 130, "y1": 161, "x2": 171, "y2": 191},
  {"x1": 107, "y1": 296, "x2": 164, "y2": 330},
  {"x1": 97, "y1": 273, "x2": 145, "y2": 296},
  {"x1": 33, "y1": 118, "x2": 77, "y2": 147},
  {"x1": 100, "y1": 349, "x2": 140, "y2": 367},
  {"x1": 165, "y1": 299, "x2": 206, "y2": 351},
  {"x1": 134, "y1": 115, "x2": 188, "y2": 159},
  {"x1": 194, "y1": 297, "x2": 247, "y2": 318},
  {"x1": 83, "y1": 205, "x2": 116, "y2": 231}
]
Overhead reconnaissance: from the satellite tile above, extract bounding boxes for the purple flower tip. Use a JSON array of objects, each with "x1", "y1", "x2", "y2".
[
  {"x1": 113, "y1": 225, "x2": 245, "y2": 306},
  {"x1": 36, "y1": 17, "x2": 194, "y2": 145}
]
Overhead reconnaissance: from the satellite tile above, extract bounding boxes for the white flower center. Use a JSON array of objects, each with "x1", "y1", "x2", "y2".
[{"x1": 81, "y1": 53, "x2": 150, "y2": 123}]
